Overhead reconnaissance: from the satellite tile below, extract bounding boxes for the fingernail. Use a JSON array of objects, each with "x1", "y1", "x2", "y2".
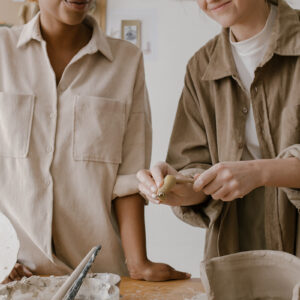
[
  {"x1": 197, "y1": 179, "x2": 203, "y2": 185},
  {"x1": 151, "y1": 193, "x2": 157, "y2": 199},
  {"x1": 151, "y1": 186, "x2": 156, "y2": 192}
]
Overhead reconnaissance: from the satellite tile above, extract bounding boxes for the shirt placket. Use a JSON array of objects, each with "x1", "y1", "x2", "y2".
[
  {"x1": 40, "y1": 40, "x2": 59, "y2": 258},
  {"x1": 232, "y1": 74, "x2": 250, "y2": 160},
  {"x1": 250, "y1": 75, "x2": 283, "y2": 251}
]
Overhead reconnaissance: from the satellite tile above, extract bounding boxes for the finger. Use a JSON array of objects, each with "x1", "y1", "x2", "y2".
[
  {"x1": 211, "y1": 186, "x2": 229, "y2": 200},
  {"x1": 202, "y1": 180, "x2": 222, "y2": 196},
  {"x1": 138, "y1": 182, "x2": 154, "y2": 199},
  {"x1": 193, "y1": 167, "x2": 218, "y2": 192},
  {"x1": 9, "y1": 269, "x2": 21, "y2": 281},
  {"x1": 137, "y1": 169, "x2": 157, "y2": 193},
  {"x1": 22, "y1": 266, "x2": 33, "y2": 277},
  {"x1": 222, "y1": 190, "x2": 241, "y2": 202},
  {"x1": 139, "y1": 183, "x2": 161, "y2": 205},
  {"x1": 169, "y1": 269, "x2": 191, "y2": 280},
  {"x1": 150, "y1": 162, "x2": 168, "y2": 188},
  {"x1": 15, "y1": 264, "x2": 33, "y2": 277}
]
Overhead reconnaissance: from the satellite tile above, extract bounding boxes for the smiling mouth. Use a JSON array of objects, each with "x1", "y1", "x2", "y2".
[
  {"x1": 64, "y1": 0, "x2": 89, "y2": 5},
  {"x1": 210, "y1": 1, "x2": 231, "y2": 11}
]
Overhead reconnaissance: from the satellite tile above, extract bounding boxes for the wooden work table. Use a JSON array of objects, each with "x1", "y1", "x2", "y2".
[{"x1": 119, "y1": 277, "x2": 205, "y2": 300}]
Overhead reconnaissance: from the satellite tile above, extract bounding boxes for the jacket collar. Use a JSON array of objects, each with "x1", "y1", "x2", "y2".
[
  {"x1": 17, "y1": 13, "x2": 114, "y2": 62},
  {"x1": 202, "y1": 0, "x2": 300, "y2": 81}
]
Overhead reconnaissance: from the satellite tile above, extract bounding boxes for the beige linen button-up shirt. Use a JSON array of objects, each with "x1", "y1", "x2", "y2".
[
  {"x1": 0, "y1": 14, "x2": 151, "y2": 276},
  {"x1": 167, "y1": 0, "x2": 300, "y2": 260}
]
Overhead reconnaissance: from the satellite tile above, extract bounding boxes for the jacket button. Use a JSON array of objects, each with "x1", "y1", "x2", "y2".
[
  {"x1": 242, "y1": 107, "x2": 248, "y2": 114},
  {"x1": 238, "y1": 142, "x2": 244, "y2": 149}
]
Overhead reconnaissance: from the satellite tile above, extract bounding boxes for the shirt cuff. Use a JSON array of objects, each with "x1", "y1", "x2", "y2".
[
  {"x1": 277, "y1": 144, "x2": 300, "y2": 161},
  {"x1": 112, "y1": 174, "x2": 148, "y2": 204},
  {"x1": 112, "y1": 174, "x2": 139, "y2": 199}
]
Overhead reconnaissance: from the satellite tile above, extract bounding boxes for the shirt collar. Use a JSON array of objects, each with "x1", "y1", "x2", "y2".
[
  {"x1": 202, "y1": 0, "x2": 300, "y2": 81},
  {"x1": 17, "y1": 12, "x2": 114, "y2": 62}
]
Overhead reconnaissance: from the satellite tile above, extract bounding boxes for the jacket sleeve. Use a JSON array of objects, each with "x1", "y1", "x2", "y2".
[
  {"x1": 277, "y1": 144, "x2": 300, "y2": 209},
  {"x1": 112, "y1": 53, "x2": 152, "y2": 200},
  {"x1": 166, "y1": 61, "x2": 223, "y2": 228}
]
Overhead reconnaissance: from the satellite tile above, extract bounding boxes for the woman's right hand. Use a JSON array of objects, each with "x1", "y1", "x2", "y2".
[
  {"x1": 137, "y1": 162, "x2": 206, "y2": 206},
  {"x1": 1, "y1": 263, "x2": 33, "y2": 284}
]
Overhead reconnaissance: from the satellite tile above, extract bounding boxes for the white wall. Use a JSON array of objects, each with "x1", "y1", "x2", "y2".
[{"x1": 107, "y1": 0, "x2": 220, "y2": 277}]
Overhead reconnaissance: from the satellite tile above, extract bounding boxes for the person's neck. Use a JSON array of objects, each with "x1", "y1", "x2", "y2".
[
  {"x1": 231, "y1": 3, "x2": 271, "y2": 42},
  {"x1": 40, "y1": 14, "x2": 91, "y2": 51}
]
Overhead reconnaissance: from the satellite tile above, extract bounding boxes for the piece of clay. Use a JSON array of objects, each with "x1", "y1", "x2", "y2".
[
  {"x1": 157, "y1": 175, "x2": 194, "y2": 199},
  {"x1": 0, "y1": 213, "x2": 20, "y2": 283},
  {"x1": 0, "y1": 273, "x2": 120, "y2": 300},
  {"x1": 157, "y1": 175, "x2": 177, "y2": 198}
]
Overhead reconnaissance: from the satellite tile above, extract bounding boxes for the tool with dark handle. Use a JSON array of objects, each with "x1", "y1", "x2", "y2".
[{"x1": 51, "y1": 245, "x2": 101, "y2": 300}]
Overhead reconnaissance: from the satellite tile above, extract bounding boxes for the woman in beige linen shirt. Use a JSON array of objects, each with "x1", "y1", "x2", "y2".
[
  {"x1": 138, "y1": 0, "x2": 300, "y2": 259},
  {"x1": 0, "y1": 0, "x2": 189, "y2": 282}
]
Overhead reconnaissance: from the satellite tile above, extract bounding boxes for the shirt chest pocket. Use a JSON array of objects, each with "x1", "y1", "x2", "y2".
[
  {"x1": 0, "y1": 92, "x2": 34, "y2": 158},
  {"x1": 73, "y1": 96, "x2": 126, "y2": 164}
]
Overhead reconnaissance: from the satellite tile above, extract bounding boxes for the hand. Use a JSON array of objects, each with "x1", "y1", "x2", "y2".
[
  {"x1": 193, "y1": 161, "x2": 262, "y2": 202},
  {"x1": 137, "y1": 162, "x2": 205, "y2": 206},
  {"x1": 127, "y1": 259, "x2": 191, "y2": 282},
  {"x1": 2, "y1": 263, "x2": 33, "y2": 283}
]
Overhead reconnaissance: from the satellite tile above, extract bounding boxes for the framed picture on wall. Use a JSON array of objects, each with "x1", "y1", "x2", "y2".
[{"x1": 121, "y1": 20, "x2": 141, "y2": 48}]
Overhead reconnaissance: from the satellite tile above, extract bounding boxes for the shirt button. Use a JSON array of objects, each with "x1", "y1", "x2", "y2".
[
  {"x1": 45, "y1": 179, "x2": 51, "y2": 186},
  {"x1": 49, "y1": 112, "x2": 56, "y2": 119},
  {"x1": 242, "y1": 107, "x2": 248, "y2": 114},
  {"x1": 46, "y1": 146, "x2": 54, "y2": 153}
]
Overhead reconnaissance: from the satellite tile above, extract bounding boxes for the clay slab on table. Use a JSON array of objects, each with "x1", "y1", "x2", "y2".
[{"x1": 0, "y1": 273, "x2": 120, "y2": 300}]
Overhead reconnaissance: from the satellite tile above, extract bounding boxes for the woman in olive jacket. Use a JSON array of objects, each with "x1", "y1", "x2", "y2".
[{"x1": 138, "y1": 0, "x2": 300, "y2": 259}]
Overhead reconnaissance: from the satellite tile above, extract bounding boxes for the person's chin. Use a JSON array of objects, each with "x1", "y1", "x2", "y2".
[
  {"x1": 59, "y1": 9, "x2": 87, "y2": 26},
  {"x1": 210, "y1": 14, "x2": 236, "y2": 28}
]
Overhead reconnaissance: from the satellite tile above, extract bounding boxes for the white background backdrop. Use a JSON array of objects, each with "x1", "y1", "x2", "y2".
[{"x1": 107, "y1": 0, "x2": 300, "y2": 277}]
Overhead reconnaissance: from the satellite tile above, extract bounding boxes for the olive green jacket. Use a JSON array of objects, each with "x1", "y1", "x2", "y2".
[{"x1": 167, "y1": 0, "x2": 300, "y2": 259}]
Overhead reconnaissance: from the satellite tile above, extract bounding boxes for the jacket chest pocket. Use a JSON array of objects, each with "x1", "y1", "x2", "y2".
[
  {"x1": 73, "y1": 96, "x2": 126, "y2": 164},
  {"x1": 0, "y1": 92, "x2": 34, "y2": 158}
]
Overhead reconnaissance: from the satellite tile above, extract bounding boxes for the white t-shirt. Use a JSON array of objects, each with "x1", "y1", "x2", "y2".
[{"x1": 230, "y1": 5, "x2": 277, "y2": 160}]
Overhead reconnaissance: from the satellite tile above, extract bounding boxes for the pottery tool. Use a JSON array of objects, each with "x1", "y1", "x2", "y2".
[
  {"x1": 157, "y1": 175, "x2": 194, "y2": 199},
  {"x1": 51, "y1": 245, "x2": 101, "y2": 300}
]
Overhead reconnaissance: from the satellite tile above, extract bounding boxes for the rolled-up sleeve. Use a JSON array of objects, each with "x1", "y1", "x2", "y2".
[
  {"x1": 167, "y1": 61, "x2": 223, "y2": 228},
  {"x1": 277, "y1": 144, "x2": 300, "y2": 208},
  {"x1": 112, "y1": 54, "x2": 152, "y2": 199}
]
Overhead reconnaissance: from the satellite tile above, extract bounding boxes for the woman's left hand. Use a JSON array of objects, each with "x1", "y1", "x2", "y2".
[
  {"x1": 193, "y1": 161, "x2": 262, "y2": 202},
  {"x1": 128, "y1": 259, "x2": 191, "y2": 282}
]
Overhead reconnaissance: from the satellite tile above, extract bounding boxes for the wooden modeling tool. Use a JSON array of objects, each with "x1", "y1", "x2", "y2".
[
  {"x1": 157, "y1": 175, "x2": 194, "y2": 199},
  {"x1": 51, "y1": 245, "x2": 101, "y2": 300}
]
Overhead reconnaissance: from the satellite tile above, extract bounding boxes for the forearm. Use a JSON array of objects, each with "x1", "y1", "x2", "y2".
[
  {"x1": 258, "y1": 158, "x2": 300, "y2": 188},
  {"x1": 113, "y1": 194, "x2": 147, "y2": 273}
]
